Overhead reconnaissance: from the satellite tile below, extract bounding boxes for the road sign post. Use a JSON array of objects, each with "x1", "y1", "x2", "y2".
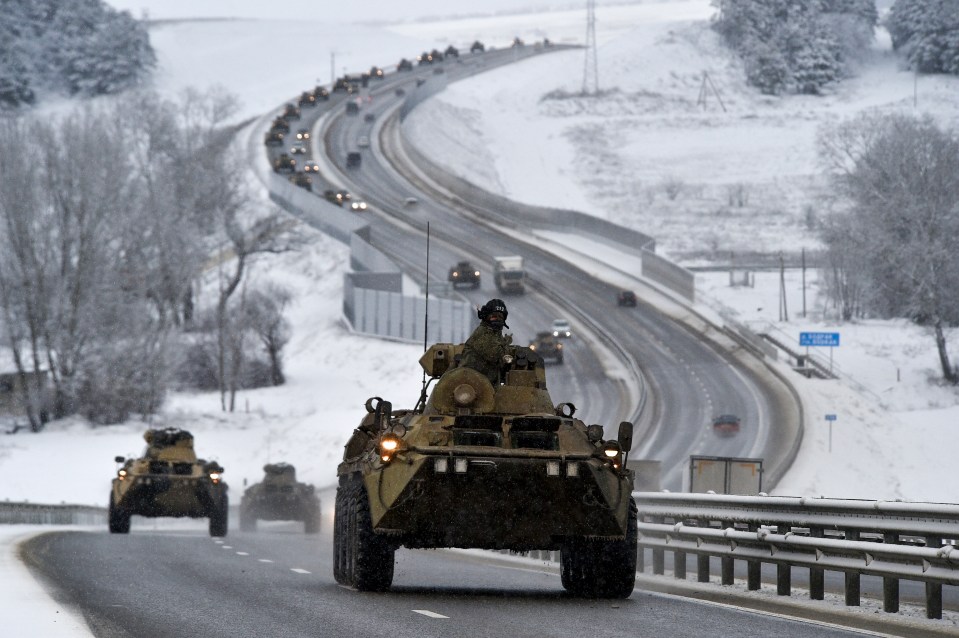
[
  {"x1": 825, "y1": 414, "x2": 837, "y2": 452},
  {"x1": 800, "y1": 332, "x2": 840, "y2": 374}
]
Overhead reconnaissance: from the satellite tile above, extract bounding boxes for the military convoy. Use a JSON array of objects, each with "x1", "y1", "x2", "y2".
[
  {"x1": 240, "y1": 463, "x2": 321, "y2": 533},
  {"x1": 109, "y1": 428, "x2": 228, "y2": 536},
  {"x1": 334, "y1": 342, "x2": 637, "y2": 597}
]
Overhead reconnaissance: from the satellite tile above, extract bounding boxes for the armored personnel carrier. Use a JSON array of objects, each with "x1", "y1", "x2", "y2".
[
  {"x1": 109, "y1": 428, "x2": 228, "y2": 536},
  {"x1": 240, "y1": 463, "x2": 321, "y2": 533},
  {"x1": 334, "y1": 343, "x2": 637, "y2": 597}
]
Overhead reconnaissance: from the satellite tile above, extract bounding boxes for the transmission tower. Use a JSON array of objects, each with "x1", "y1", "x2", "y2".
[{"x1": 582, "y1": 0, "x2": 599, "y2": 95}]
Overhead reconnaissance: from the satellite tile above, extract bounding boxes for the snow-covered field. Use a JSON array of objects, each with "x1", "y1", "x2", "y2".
[{"x1": 3, "y1": 0, "x2": 959, "y2": 633}]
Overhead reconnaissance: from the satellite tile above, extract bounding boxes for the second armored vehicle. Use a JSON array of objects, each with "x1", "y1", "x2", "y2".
[
  {"x1": 334, "y1": 342, "x2": 637, "y2": 597},
  {"x1": 109, "y1": 428, "x2": 228, "y2": 536},
  {"x1": 240, "y1": 463, "x2": 321, "y2": 533}
]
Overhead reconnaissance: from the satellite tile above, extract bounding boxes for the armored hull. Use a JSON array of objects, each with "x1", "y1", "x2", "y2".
[
  {"x1": 334, "y1": 344, "x2": 637, "y2": 597},
  {"x1": 240, "y1": 463, "x2": 320, "y2": 533}
]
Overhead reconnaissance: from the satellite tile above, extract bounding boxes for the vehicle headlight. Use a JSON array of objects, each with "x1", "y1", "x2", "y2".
[
  {"x1": 474, "y1": 271, "x2": 480, "y2": 277},
  {"x1": 118, "y1": 469, "x2": 128, "y2": 480},
  {"x1": 600, "y1": 442, "x2": 623, "y2": 470},
  {"x1": 379, "y1": 434, "x2": 402, "y2": 462},
  {"x1": 553, "y1": 331, "x2": 559, "y2": 337},
  {"x1": 209, "y1": 472, "x2": 222, "y2": 484}
]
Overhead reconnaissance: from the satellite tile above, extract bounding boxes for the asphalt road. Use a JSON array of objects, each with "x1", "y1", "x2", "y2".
[{"x1": 21, "y1": 502, "x2": 875, "y2": 638}]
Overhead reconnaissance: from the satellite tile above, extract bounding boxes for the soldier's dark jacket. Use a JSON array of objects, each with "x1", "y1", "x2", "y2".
[{"x1": 461, "y1": 323, "x2": 513, "y2": 385}]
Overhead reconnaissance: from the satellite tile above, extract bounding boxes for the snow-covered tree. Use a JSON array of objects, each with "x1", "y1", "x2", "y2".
[
  {"x1": 887, "y1": 0, "x2": 959, "y2": 75},
  {"x1": 819, "y1": 113, "x2": 959, "y2": 383}
]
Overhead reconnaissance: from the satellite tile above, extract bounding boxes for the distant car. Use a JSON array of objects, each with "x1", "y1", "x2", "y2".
[
  {"x1": 345, "y1": 101, "x2": 359, "y2": 115},
  {"x1": 273, "y1": 153, "x2": 296, "y2": 174},
  {"x1": 397, "y1": 58, "x2": 413, "y2": 71},
  {"x1": 323, "y1": 189, "x2": 351, "y2": 206},
  {"x1": 551, "y1": 319, "x2": 572, "y2": 339},
  {"x1": 369, "y1": 65, "x2": 384, "y2": 79},
  {"x1": 290, "y1": 141, "x2": 307, "y2": 155},
  {"x1": 281, "y1": 103, "x2": 301, "y2": 120},
  {"x1": 264, "y1": 130, "x2": 284, "y2": 146},
  {"x1": 295, "y1": 128, "x2": 310, "y2": 141},
  {"x1": 529, "y1": 331, "x2": 564, "y2": 364},
  {"x1": 314, "y1": 86, "x2": 330, "y2": 101},
  {"x1": 350, "y1": 200, "x2": 368, "y2": 212},
  {"x1": 617, "y1": 290, "x2": 637, "y2": 307},
  {"x1": 298, "y1": 91, "x2": 316, "y2": 107},
  {"x1": 404, "y1": 196, "x2": 418, "y2": 207},
  {"x1": 448, "y1": 261, "x2": 480, "y2": 289},
  {"x1": 712, "y1": 414, "x2": 741, "y2": 437},
  {"x1": 302, "y1": 160, "x2": 320, "y2": 173},
  {"x1": 470, "y1": 40, "x2": 485, "y2": 53},
  {"x1": 363, "y1": 112, "x2": 375, "y2": 123},
  {"x1": 346, "y1": 151, "x2": 362, "y2": 168},
  {"x1": 289, "y1": 172, "x2": 312, "y2": 191},
  {"x1": 357, "y1": 136, "x2": 370, "y2": 148}
]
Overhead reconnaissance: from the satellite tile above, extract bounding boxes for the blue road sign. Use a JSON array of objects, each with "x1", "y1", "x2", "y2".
[
  {"x1": 800, "y1": 332, "x2": 840, "y2": 347},
  {"x1": 825, "y1": 414, "x2": 837, "y2": 421}
]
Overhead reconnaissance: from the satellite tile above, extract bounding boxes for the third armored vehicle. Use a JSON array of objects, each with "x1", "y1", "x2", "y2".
[
  {"x1": 448, "y1": 260, "x2": 480, "y2": 289},
  {"x1": 529, "y1": 331, "x2": 564, "y2": 364},
  {"x1": 334, "y1": 342, "x2": 637, "y2": 597},
  {"x1": 240, "y1": 463, "x2": 321, "y2": 533},
  {"x1": 109, "y1": 428, "x2": 228, "y2": 536}
]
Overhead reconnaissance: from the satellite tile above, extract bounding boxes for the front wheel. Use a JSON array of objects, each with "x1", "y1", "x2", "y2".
[
  {"x1": 561, "y1": 498, "x2": 637, "y2": 598},
  {"x1": 209, "y1": 493, "x2": 229, "y2": 537},
  {"x1": 335, "y1": 475, "x2": 394, "y2": 591},
  {"x1": 108, "y1": 492, "x2": 131, "y2": 534}
]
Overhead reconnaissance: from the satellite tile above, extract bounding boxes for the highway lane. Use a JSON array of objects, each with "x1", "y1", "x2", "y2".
[
  {"x1": 319, "y1": 83, "x2": 794, "y2": 491},
  {"x1": 21, "y1": 503, "x2": 874, "y2": 638}
]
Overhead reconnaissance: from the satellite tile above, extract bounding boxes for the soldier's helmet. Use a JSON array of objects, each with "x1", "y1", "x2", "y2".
[{"x1": 478, "y1": 298, "x2": 508, "y2": 329}]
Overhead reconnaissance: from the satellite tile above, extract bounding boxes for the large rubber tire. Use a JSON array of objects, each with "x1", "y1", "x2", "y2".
[
  {"x1": 341, "y1": 475, "x2": 395, "y2": 591},
  {"x1": 333, "y1": 481, "x2": 348, "y2": 585},
  {"x1": 561, "y1": 498, "x2": 637, "y2": 598},
  {"x1": 239, "y1": 505, "x2": 256, "y2": 532},
  {"x1": 108, "y1": 492, "x2": 131, "y2": 534},
  {"x1": 209, "y1": 493, "x2": 229, "y2": 537}
]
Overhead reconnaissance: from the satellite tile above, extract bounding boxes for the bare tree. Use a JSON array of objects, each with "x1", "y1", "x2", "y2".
[
  {"x1": 819, "y1": 113, "x2": 959, "y2": 383},
  {"x1": 246, "y1": 284, "x2": 292, "y2": 386}
]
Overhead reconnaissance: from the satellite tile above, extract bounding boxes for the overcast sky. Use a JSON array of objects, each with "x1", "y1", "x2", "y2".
[{"x1": 105, "y1": 0, "x2": 626, "y2": 24}]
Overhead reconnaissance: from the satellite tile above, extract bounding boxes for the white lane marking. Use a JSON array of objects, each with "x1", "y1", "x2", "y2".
[
  {"x1": 236, "y1": 551, "x2": 249, "y2": 556},
  {"x1": 412, "y1": 610, "x2": 449, "y2": 619},
  {"x1": 214, "y1": 540, "x2": 224, "y2": 544},
  {"x1": 291, "y1": 568, "x2": 311, "y2": 574},
  {"x1": 222, "y1": 546, "x2": 233, "y2": 549},
  {"x1": 258, "y1": 559, "x2": 274, "y2": 563}
]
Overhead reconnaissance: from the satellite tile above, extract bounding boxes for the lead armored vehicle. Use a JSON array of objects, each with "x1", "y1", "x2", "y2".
[
  {"x1": 334, "y1": 343, "x2": 637, "y2": 597},
  {"x1": 109, "y1": 428, "x2": 228, "y2": 536},
  {"x1": 240, "y1": 463, "x2": 321, "y2": 533}
]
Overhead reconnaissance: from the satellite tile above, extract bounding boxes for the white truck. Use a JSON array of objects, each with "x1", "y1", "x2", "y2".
[{"x1": 493, "y1": 256, "x2": 526, "y2": 294}]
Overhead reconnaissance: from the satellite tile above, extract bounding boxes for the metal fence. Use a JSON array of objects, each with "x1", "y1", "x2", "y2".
[
  {"x1": 633, "y1": 492, "x2": 959, "y2": 620},
  {"x1": 0, "y1": 502, "x2": 107, "y2": 525}
]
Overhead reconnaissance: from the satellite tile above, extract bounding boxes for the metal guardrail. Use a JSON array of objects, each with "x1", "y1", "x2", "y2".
[
  {"x1": 0, "y1": 502, "x2": 107, "y2": 525},
  {"x1": 633, "y1": 492, "x2": 959, "y2": 620}
]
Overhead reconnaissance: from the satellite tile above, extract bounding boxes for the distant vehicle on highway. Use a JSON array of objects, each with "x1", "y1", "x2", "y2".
[
  {"x1": 302, "y1": 160, "x2": 319, "y2": 173},
  {"x1": 289, "y1": 172, "x2": 312, "y2": 191},
  {"x1": 346, "y1": 151, "x2": 362, "y2": 168},
  {"x1": 712, "y1": 414, "x2": 741, "y2": 437},
  {"x1": 397, "y1": 58, "x2": 413, "y2": 71},
  {"x1": 470, "y1": 40, "x2": 485, "y2": 53},
  {"x1": 404, "y1": 196, "x2": 418, "y2": 207},
  {"x1": 264, "y1": 130, "x2": 284, "y2": 146},
  {"x1": 281, "y1": 103, "x2": 300, "y2": 120},
  {"x1": 617, "y1": 290, "x2": 637, "y2": 307},
  {"x1": 273, "y1": 153, "x2": 296, "y2": 174},
  {"x1": 350, "y1": 200, "x2": 368, "y2": 212},
  {"x1": 529, "y1": 331, "x2": 564, "y2": 364},
  {"x1": 290, "y1": 141, "x2": 307, "y2": 155},
  {"x1": 448, "y1": 261, "x2": 480, "y2": 289},
  {"x1": 324, "y1": 189, "x2": 351, "y2": 206},
  {"x1": 363, "y1": 112, "x2": 375, "y2": 123},
  {"x1": 551, "y1": 319, "x2": 572, "y2": 339},
  {"x1": 295, "y1": 128, "x2": 310, "y2": 140}
]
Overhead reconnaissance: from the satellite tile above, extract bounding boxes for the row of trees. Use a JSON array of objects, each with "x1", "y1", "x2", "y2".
[
  {"x1": 886, "y1": 0, "x2": 959, "y2": 75},
  {"x1": 0, "y1": 89, "x2": 297, "y2": 430},
  {"x1": 818, "y1": 113, "x2": 959, "y2": 383},
  {"x1": 713, "y1": 0, "x2": 878, "y2": 94},
  {"x1": 0, "y1": 0, "x2": 155, "y2": 108}
]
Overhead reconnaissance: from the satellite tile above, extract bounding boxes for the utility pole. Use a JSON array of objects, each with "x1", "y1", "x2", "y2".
[
  {"x1": 582, "y1": 0, "x2": 599, "y2": 95},
  {"x1": 779, "y1": 251, "x2": 788, "y2": 322},
  {"x1": 330, "y1": 51, "x2": 335, "y2": 86}
]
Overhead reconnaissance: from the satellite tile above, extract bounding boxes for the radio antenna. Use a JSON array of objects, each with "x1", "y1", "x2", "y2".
[
  {"x1": 423, "y1": 221, "x2": 430, "y2": 353},
  {"x1": 417, "y1": 222, "x2": 431, "y2": 412}
]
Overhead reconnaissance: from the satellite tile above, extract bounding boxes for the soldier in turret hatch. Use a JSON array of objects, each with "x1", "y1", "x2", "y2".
[{"x1": 461, "y1": 298, "x2": 515, "y2": 385}]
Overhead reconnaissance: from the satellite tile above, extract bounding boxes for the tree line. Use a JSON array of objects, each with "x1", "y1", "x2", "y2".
[
  {"x1": 714, "y1": 0, "x2": 959, "y2": 95},
  {"x1": 0, "y1": 89, "x2": 297, "y2": 431},
  {"x1": 0, "y1": 0, "x2": 155, "y2": 109}
]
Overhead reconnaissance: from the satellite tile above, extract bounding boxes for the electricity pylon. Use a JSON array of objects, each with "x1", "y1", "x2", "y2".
[{"x1": 582, "y1": 0, "x2": 599, "y2": 95}]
